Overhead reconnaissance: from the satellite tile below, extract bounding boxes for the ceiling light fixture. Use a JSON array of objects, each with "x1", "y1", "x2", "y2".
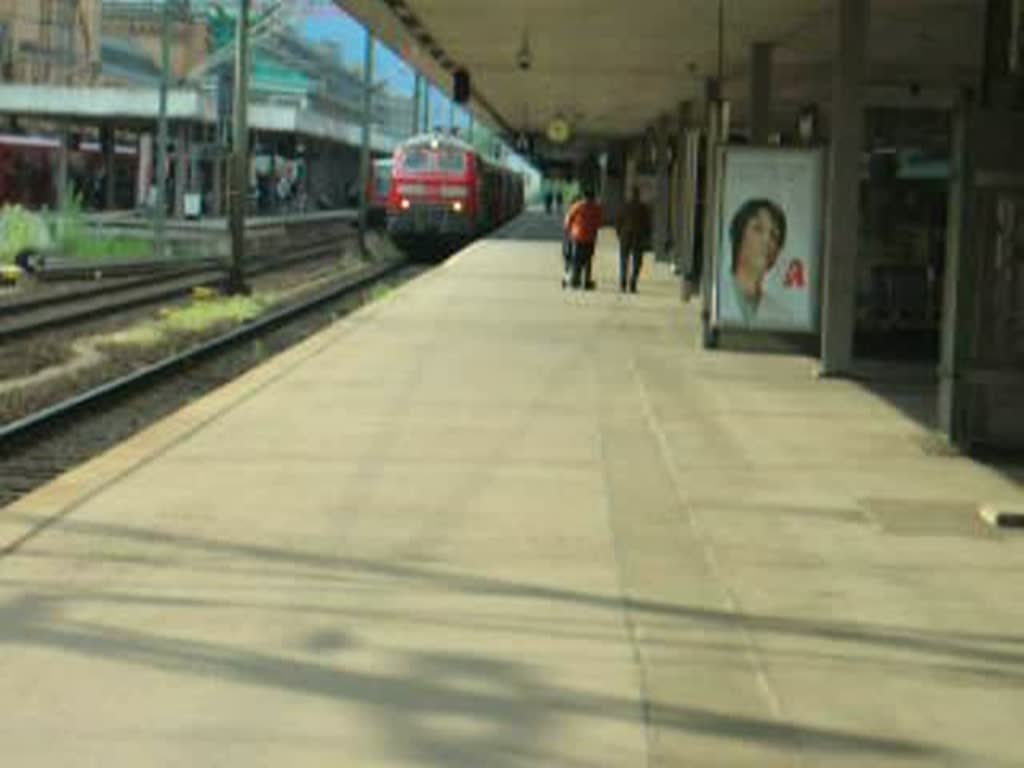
[{"x1": 517, "y1": 29, "x2": 532, "y2": 71}]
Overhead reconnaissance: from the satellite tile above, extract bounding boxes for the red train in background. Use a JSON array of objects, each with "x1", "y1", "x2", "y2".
[
  {"x1": 387, "y1": 133, "x2": 523, "y2": 250},
  {"x1": 0, "y1": 133, "x2": 138, "y2": 210}
]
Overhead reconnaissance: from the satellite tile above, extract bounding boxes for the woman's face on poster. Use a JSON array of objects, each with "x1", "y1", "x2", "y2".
[{"x1": 739, "y1": 208, "x2": 783, "y2": 277}]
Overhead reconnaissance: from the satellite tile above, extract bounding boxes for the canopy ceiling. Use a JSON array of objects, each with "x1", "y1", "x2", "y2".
[{"x1": 338, "y1": 0, "x2": 985, "y2": 140}]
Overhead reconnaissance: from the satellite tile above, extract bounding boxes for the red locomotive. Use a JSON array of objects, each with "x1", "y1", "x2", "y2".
[{"x1": 387, "y1": 133, "x2": 523, "y2": 249}]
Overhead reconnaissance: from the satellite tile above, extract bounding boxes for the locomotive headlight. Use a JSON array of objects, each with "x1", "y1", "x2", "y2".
[
  {"x1": 401, "y1": 198, "x2": 411, "y2": 210},
  {"x1": 451, "y1": 200, "x2": 463, "y2": 212}
]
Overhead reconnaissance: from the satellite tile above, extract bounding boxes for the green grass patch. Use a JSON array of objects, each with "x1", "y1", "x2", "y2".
[
  {"x1": 101, "y1": 293, "x2": 278, "y2": 351},
  {"x1": 0, "y1": 204, "x2": 52, "y2": 264},
  {"x1": 2, "y1": 191, "x2": 154, "y2": 264},
  {"x1": 65, "y1": 235, "x2": 153, "y2": 261},
  {"x1": 55, "y1": 190, "x2": 153, "y2": 261}
]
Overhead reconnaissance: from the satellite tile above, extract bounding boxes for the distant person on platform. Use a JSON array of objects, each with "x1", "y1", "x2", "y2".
[
  {"x1": 561, "y1": 192, "x2": 582, "y2": 283},
  {"x1": 615, "y1": 186, "x2": 651, "y2": 293},
  {"x1": 563, "y1": 185, "x2": 603, "y2": 290}
]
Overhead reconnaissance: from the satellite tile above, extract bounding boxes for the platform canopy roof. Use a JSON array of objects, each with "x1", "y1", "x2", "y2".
[{"x1": 337, "y1": 0, "x2": 985, "y2": 141}]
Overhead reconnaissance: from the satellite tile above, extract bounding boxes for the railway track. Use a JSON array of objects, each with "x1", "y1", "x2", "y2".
[
  {"x1": 0, "y1": 237, "x2": 350, "y2": 343},
  {"x1": 0, "y1": 257, "x2": 422, "y2": 510}
]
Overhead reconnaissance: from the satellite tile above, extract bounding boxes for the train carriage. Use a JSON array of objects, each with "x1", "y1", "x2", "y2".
[{"x1": 0, "y1": 133, "x2": 138, "y2": 210}]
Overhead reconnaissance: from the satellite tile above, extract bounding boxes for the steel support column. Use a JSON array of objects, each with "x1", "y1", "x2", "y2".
[
  {"x1": 137, "y1": 132, "x2": 152, "y2": 209},
  {"x1": 174, "y1": 123, "x2": 188, "y2": 219},
  {"x1": 675, "y1": 103, "x2": 699, "y2": 298},
  {"x1": 982, "y1": 0, "x2": 1013, "y2": 105},
  {"x1": 701, "y1": 89, "x2": 724, "y2": 347},
  {"x1": 938, "y1": 99, "x2": 975, "y2": 442},
  {"x1": 155, "y1": 0, "x2": 171, "y2": 254},
  {"x1": 654, "y1": 115, "x2": 670, "y2": 263},
  {"x1": 55, "y1": 123, "x2": 69, "y2": 209},
  {"x1": 227, "y1": 0, "x2": 251, "y2": 294},
  {"x1": 212, "y1": 150, "x2": 223, "y2": 217},
  {"x1": 412, "y1": 73, "x2": 422, "y2": 135},
  {"x1": 820, "y1": 0, "x2": 869, "y2": 376},
  {"x1": 189, "y1": 125, "x2": 200, "y2": 197},
  {"x1": 673, "y1": 102, "x2": 692, "y2": 279},
  {"x1": 102, "y1": 124, "x2": 117, "y2": 210},
  {"x1": 358, "y1": 30, "x2": 376, "y2": 252},
  {"x1": 750, "y1": 43, "x2": 774, "y2": 144}
]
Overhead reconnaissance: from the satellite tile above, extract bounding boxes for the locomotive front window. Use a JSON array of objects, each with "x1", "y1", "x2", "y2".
[
  {"x1": 403, "y1": 149, "x2": 431, "y2": 170},
  {"x1": 438, "y1": 151, "x2": 466, "y2": 172}
]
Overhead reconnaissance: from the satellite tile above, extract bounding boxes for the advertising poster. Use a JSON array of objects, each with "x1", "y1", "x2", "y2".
[{"x1": 715, "y1": 148, "x2": 824, "y2": 333}]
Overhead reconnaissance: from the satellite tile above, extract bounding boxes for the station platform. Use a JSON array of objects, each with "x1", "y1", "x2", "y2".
[{"x1": 2, "y1": 213, "x2": 1024, "y2": 766}]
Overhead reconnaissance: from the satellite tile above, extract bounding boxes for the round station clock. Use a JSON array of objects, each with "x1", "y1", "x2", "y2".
[{"x1": 546, "y1": 117, "x2": 572, "y2": 144}]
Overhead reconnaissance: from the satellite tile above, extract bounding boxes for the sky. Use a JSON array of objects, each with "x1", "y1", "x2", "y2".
[
  {"x1": 290, "y1": 1, "x2": 524, "y2": 170},
  {"x1": 300, "y1": 4, "x2": 415, "y2": 99},
  {"x1": 125, "y1": 1, "x2": 475, "y2": 131}
]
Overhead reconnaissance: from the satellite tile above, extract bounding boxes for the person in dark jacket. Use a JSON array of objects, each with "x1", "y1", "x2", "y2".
[{"x1": 615, "y1": 186, "x2": 651, "y2": 293}]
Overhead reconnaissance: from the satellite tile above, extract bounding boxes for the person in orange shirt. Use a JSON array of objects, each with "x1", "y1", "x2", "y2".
[{"x1": 563, "y1": 185, "x2": 603, "y2": 290}]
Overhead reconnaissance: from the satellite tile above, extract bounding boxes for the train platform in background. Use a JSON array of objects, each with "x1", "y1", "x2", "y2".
[
  {"x1": 74, "y1": 208, "x2": 360, "y2": 263},
  {"x1": 3, "y1": 212, "x2": 1024, "y2": 766},
  {"x1": 84, "y1": 207, "x2": 358, "y2": 233}
]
